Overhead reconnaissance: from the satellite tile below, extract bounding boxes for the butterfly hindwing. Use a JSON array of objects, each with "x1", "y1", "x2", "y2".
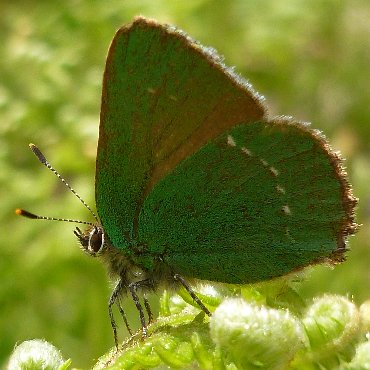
[{"x1": 138, "y1": 118, "x2": 356, "y2": 283}]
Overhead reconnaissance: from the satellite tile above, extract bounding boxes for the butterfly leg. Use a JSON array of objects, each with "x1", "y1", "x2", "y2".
[
  {"x1": 117, "y1": 297, "x2": 133, "y2": 336},
  {"x1": 174, "y1": 273, "x2": 211, "y2": 316},
  {"x1": 143, "y1": 294, "x2": 154, "y2": 324},
  {"x1": 128, "y1": 279, "x2": 153, "y2": 338},
  {"x1": 108, "y1": 279, "x2": 124, "y2": 348}
]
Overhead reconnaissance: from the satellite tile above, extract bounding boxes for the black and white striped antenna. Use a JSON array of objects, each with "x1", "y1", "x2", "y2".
[{"x1": 16, "y1": 143, "x2": 97, "y2": 226}]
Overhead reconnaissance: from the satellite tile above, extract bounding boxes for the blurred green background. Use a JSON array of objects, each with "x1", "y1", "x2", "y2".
[{"x1": 1, "y1": 0, "x2": 369, "y2": 368}]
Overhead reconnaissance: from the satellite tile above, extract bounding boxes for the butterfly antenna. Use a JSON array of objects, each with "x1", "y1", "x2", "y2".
[
  {"x1": 15, "y1": 208, "x2": 95, "y2": 226},
  {"x1": 23, "y1": 143, "x2": 99, "y2": 223}
]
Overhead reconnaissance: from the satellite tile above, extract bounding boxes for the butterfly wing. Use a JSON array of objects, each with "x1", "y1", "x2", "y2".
[
  {"x1": 96, "y1": 17, "x2": 266, "y2": 251},
  {"x1": 138, "y1": 118, "x2": 357, "y2": 283}
]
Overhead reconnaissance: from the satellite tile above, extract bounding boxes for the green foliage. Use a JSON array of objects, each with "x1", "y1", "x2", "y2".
[
  {"x1": 8, "y1": 285, "x2": 370, "y2": 369},
  {"x1": 82, "y1": 286, "x2": 370, "y2": 369},
  {"x1": 1, "y1": 1, "x2": 369, "y2": 368}
]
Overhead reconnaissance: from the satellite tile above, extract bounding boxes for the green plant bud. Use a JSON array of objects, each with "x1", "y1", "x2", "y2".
[
  {"x1": 7, "y1": 339, "x2": 69, "y2": 370},
  {"x1": 209, "y1": 298, "x2": 306, "y2": 369},
  {"x1": 301, "y1": 295, "x2": 360, "y2": 367}
]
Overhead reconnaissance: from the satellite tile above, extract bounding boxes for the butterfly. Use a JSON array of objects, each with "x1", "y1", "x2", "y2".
[{"x1": 17, "y1": 16, "x2": 357, "y2": 347}]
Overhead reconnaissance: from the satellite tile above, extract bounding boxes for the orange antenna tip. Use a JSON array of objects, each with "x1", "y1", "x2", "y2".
[{"x1": 15, "y1": 209, "x2": 39, "y2": 219}]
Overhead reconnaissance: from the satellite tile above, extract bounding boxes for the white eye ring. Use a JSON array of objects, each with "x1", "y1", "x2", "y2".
[{"x1": 87, "y1": 226, "x2": 105, "y2": 255}]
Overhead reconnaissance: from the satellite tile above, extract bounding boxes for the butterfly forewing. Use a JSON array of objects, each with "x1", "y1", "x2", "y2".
[{"x1": 96, "y1": 17, "x2": 266, "y2": 251}]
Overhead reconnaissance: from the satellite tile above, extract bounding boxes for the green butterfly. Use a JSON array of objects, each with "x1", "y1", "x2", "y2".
[{"x1": 17, "y1": 17, "x2": 357, "y2": 347}]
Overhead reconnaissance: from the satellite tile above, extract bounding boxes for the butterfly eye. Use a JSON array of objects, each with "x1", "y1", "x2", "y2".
[
  {"x1": 88, "y1": 226, "x2": 105, "y2": 255},
  {"x1": 74, "y1": 226, "x2": 105, "y2": 256}
]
